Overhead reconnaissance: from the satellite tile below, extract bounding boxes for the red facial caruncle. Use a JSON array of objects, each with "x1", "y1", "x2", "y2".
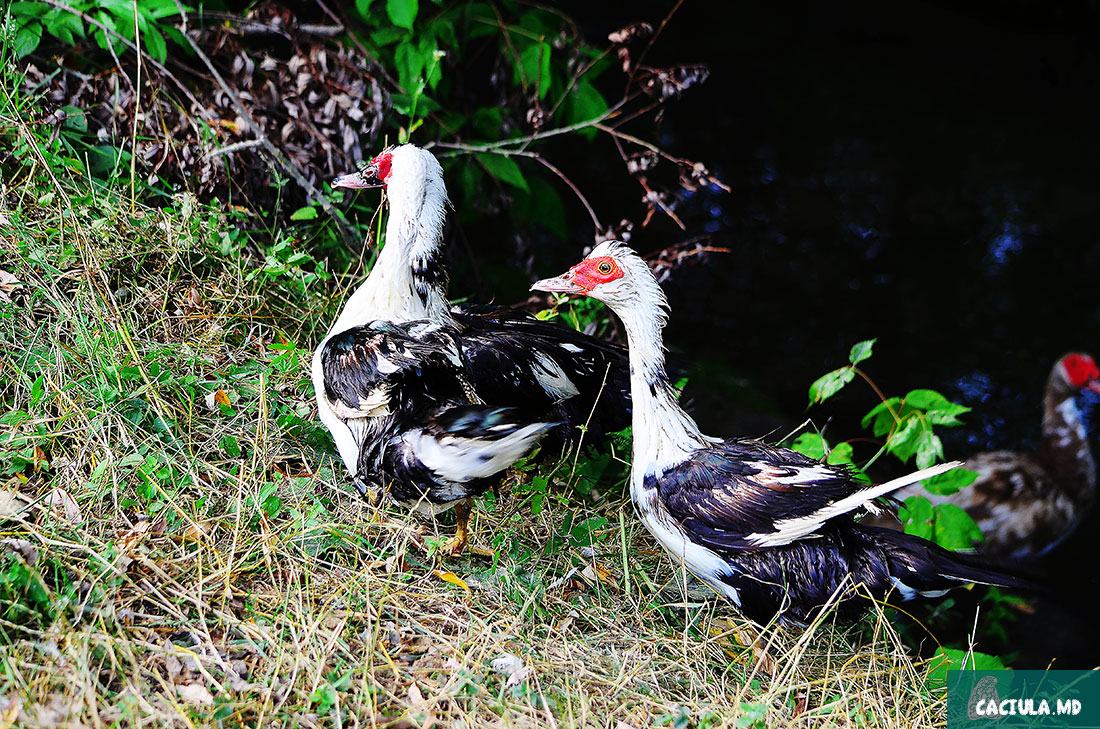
[
  {"x1": 1061, "y1": 353, "x2": 1100, "y2": 390},
  {"x1": 371, "y1": 151, "x2": 393, "y2": 185},
  {"x1": 569, "y1": 256, "x2": 624, "y2": 294}
]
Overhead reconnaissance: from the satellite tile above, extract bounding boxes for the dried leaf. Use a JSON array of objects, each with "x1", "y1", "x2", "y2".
[
  {"x1": 580, "y1": 561, "x2": 617, "y2": 588},
  {"x1": 0, "y1": 491, "x2": 31, "y2": 521},
  {"x1": 176, "y1": 682, "x2": 214, "y2": 705},
  {"x1": 640, "y1": 64, "x2": 711, "y2": 99},
  {"x1": 45, "y1": 489, "x2": 84, "y2": 525},
  {"x1": 490, "y1": 654, "x2": 532, "y2": 688},
  {"x1": 607, "y1": 22, "x2": 653, "y2": 45},
  {"x1": 0, "y1": 697, "x2": 21, "y2": 729},
  {"x1": 432, "y1": 570, "x2": 469, "y2": 591},
  {"x1": 0, "y1": 270, "x2": 19, "y2": 303},
  {"x1": 33, "y1": 446, "x2": 49, "y2": 471},
  {"x1": 203, "y1": 389, "x2": 231, "y2": 410},
  {"x1": 1, "y1": 540, "x2": 38, "y2": 566}
]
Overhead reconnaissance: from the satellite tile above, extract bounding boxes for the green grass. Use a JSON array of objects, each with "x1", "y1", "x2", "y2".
[{"x1": 0, "y1": 91, "x2": 954, "y2": 729}]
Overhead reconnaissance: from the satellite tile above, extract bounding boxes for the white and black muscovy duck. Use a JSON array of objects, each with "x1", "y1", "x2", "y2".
[
  {"x1": 317, "y1": 318, "x2": 556, "y2": 553},
  {"x1": 313, "y1": 145, "x2": 630, "y2": 551},
  {"x1": 531, "y1": 241, "x2": 1034, "y2": 623},
  {"x1": 887, "y1": 353, "x2": 1100, "y2": 558}
]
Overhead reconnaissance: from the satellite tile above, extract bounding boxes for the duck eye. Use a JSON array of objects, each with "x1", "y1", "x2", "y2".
[{"x1": 597, "y1": 261, "x2": 612, "y2": 275}]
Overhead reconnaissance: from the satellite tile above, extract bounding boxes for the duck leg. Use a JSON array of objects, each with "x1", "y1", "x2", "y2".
[{"x1": 444, "y1": 499, "x2": 495, "y2": 558}]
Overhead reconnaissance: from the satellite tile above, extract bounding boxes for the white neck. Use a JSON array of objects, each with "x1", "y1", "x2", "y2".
[
  {"x1": 612, "y1": 292, "x2": 707, "y2": 484},
  {"x1": 328, "y1": 159, "x2": 453, "y2": 336}
]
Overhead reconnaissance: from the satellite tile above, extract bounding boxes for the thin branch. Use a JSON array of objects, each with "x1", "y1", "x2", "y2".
[
  {"x1": 200, "y1": 139, "x2": 266, "y2": 160},
  {"x1": 526, "y1": 153, "x2": 601, "y2": 231},
  {"x1": 627, "y1": 0, "x2": 686, "y2": 90}
]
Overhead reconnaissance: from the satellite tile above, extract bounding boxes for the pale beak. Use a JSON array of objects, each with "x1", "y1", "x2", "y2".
[
  {"x1": 531, "y1": 273, "x2": 587, "y2": 295},
  {"x1": 332, "y1": 164, "x2": 384, "y2": 189},
  {"x1": 1087, "y1": 380, "x2": 1100, "y2": 394}
]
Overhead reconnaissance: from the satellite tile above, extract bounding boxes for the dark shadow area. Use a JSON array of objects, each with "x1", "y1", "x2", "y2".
[{"x1": 454, "y1": 0, "x2": 1100, "y2": 668}]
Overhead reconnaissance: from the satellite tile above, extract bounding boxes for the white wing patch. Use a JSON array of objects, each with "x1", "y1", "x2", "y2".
[
  {"x1": 746, "y1": 461, "x2": 963, "y2": 547},
  {"x1": 531, "y1": 352, "x2": 581, "y2": 399},
  {"x1": 752, "y1": 462, "x2": 839, "y2": 485},
  {"x1": 374, "y1": 355, "x2": 400, "y2": 375},
  {"x1": 328, "y1": 386, "x2": 392, "y2": 418},
  {"x1": 404, "y1": 422, "x2": 553, "y2": 483}
]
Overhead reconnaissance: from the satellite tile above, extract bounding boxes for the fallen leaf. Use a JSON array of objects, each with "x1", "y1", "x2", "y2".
[
  {"x1": 0, "y1": 492, "x2": 31, "y2": 521},
  {"x1": 490, "y1": 653, "x2": 532, "y2": 687},
  {"x1": 203, "y1": 389, "x2": 232, "y2": 410},
  {"x1": 33, "y1": 446, "x2": 49, "y2": 472},
  {"x1": 45, "y1": 489, "x2": 84, "y2": 525},
  {"x1": 0, "y1": 270, "x2": 20, "y2": 303},
  {"x1": 490, "y1": 653, "x2": 524, "y2": 675},
  {"x1": 580, "y1": 561, "x2": 617, "y2": 588},
  {"x1": 432, "y1": 570, "x2": 469, "y2": 591},
  {"x1": 405, "y1": 682, "x2": 437, "y2": 729},
  {"x1": 0, "y1": 696, "x2": 20, "y2": 729},
  {"x1": 177, "y1": 682, "x2": 214, "y2": 705},
  {"x1": 183, "y1": 521, "x2": 211, "y2": 541}
]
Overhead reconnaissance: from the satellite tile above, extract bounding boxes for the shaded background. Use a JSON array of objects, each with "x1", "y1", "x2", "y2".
[{"x1": 449, "y1": 0, "x2": 1100, "y2": 667}]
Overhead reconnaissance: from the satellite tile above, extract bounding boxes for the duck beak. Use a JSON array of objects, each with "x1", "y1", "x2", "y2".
[
  {"x1": 332, "y1": 163, "x2": 384, "y2": 189},
  {"x1": 531, "y1": 273, "x2": 587, "y2": 295}
]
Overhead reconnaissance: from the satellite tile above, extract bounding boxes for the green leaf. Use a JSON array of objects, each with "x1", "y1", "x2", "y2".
[
  {"x1": 290, "y1": 206, "x2": 318, "y2": 221},
  {"x1": 825, "y1": 442, "x2": 872, "y2": 482},
  {"x1": 898, "y1": 495, "x2": 934, "y2": 541},
  {"x1": 42, "y1": 8, "x2": 85, "y2": 45},
  {"x1": 430, "y1": 17, "x2": 457, "y2": 49},
  {"x1": 386, "y1": 0, "x2": 418, "y2": 29},
  {"x1": 60, "y1": 106, "x2": 87, "y2": 132},
  {"x1": 476, "y1": 153, "x2": 529, "y2": 192},
  {"x1": 914, "y1": 429, "x2": 943, "y2": 469},
  {"x1": 526, "y1": 175, "x2": 567, "y2": 240},
  {"x1": 394, "y1": 38, "x2": 428, "y2": 92},
  {"x1": 142, "y1": 24, "x2": 167, "y2": 62},
  {"x1": 568, "y1": 516, "x2": 608, "y2": 547},
  {"x1": 566, "y1": 79, "x2": 609, "y2": 140},
  {"x1": 790, "y1": 433, "x2": 826, "y2": 460},
  {"x1": 470, "y1": 106, "x2": 502, "y2": 139},
  {"x1": 370, "y1": 26, "x2": 406, "y2": 46},
  {"x1": 8, "y1": 1, "x2": 50, "y2": 17},
  {"x1": 737, "y1": 702, "x2": 767, "y2": 729},
  {"x1": 517, "y1": 41, "x2": 552, "y2": 100},
  {"x1": 355, "y1": 0, "x2": 373, "y2": 21},
  {"x1": 422, "y1": 37, "x2": 443, "y2": 89},
  {"x1": 848, "y1": 338, "x2": 876, "y2": 365},
  {"x1": 931, "y1": 503, "x2": 984, "y2": 550},
  {"x1": 886, "y1": 416, "x2": 923, "y2": 461},
  {"x1": 922, "y1": 467, "x2": 979, "y2": 496},
  {"x1": 141, "y1": 0, "x2": 190, "y2": 20},
  {"x1": 825, "y1": 441, "x2": 853, "y2": 464},
  {"x1": 220, "y1": 436, "x2": 241, "y2": 457},
  {"x1": 903, "y1": 389, "x2": 952, "y2": 411},
  {"x1": 12, "y1": 20, "x2": 44, "y2": 57},
  {"x1": 808, "y1": 366, "x2": 854, "y2": 404},
  {"x1": 927, "y1": 647, "x2": 1005, "y2": 689},
  {"x1": 861, "y1": 397, "x2": 902, "y2": 436}
]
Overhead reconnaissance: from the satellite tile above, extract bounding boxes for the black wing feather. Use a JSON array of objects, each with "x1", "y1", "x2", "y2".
[
  {"x1": 655, "y1": 438, "x2": 868, "y2": 551},
  {"x1": 321, "y1": 320, "x2": 465, "y2": 417},
  {"x1": 454, "y1": 305, "x2": 631, "y2": 443}
]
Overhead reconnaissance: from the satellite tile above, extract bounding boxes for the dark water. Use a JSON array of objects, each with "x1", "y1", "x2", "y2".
[{"x1": 452, "y1": 1, "x2": 1100, "y2": 666}]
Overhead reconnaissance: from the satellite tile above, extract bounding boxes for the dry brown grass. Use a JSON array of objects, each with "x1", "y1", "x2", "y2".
[{"x1": 0, "y1": 100, "x2": 948, "y2": 729}]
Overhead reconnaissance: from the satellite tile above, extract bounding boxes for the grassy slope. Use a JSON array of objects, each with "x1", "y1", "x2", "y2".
[{"x1": 0, "y1": 109, "x2": 945, "y2": 728}]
